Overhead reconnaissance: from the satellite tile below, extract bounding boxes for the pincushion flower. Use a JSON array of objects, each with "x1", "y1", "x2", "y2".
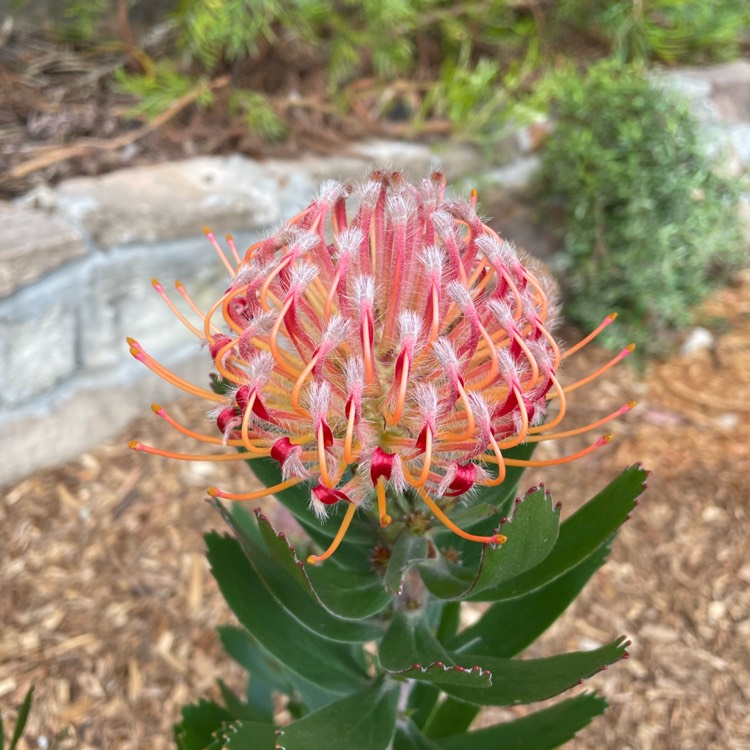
[{"x1": 130, "y1": 170, "x2": 634, "y2": 563}]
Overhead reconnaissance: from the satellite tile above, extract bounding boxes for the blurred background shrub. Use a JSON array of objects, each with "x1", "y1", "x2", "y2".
[{"x1": 535, "y1": 62, "x2": 745, "y2": 356}]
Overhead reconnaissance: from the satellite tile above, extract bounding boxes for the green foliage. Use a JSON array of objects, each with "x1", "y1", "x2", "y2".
[
  {"x1": 559, "y1": 0, "x2": 750, "y2": 64},
  {"x1": 536, "y1": 62, "x2": 745, "y2": 356},
  {"x1": 228, "y1": 90, "x2": 287, "y2": 142},
  {"x1": 115, "y1": 64, "x2": 214, "y2": 119},
  {"x1": 173, "y1": 461, "x2": 648, "y2": 748},
  {"x1": 1, "y1": 686, "x2": 34, "y2": 750}
]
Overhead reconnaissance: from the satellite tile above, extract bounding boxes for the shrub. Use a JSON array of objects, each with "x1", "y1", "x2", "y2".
[{"x1": 536, "y1": 61, "x2": 745, "y2": 357}]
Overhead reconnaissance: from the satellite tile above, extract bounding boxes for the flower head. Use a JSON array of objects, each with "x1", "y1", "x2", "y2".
[{"x1": 130, "y1": 170, "x2": 634, "y2": 563}]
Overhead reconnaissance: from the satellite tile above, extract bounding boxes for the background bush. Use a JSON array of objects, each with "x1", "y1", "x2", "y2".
[{"x1": 536, "y1": 62, "x2": 745, "y2": 356}]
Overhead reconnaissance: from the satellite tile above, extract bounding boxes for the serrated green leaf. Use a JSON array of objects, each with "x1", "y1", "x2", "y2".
[
  {"x1": 206, "y1": 534, "x2": 368, "y2": 694},
  {"x1": 217, "y1": 503, "x2": 383, "y2": 642},
  {"x1": 384, "y1": 532, "x2": 430, "y2": 595},
  {"x1": 8, "y1": 685, "x2": 33, "y2": 750},
  {"x1": 394, "y1": 719, "x2": 444, "y2": 750},
  {"x1": 174, "y1": 700, "x2": 232, "y2": 750},
  {"x1": 247, "y1": 457, "x2": 378, "y2": 570},
  {"x1": 440, "y1": 636, "x2": 629, "y2": 706},
  {"x1": 276, "y1": 681, "x2": 399, "y2": 750},
  {"x1": 468, "y1": 442, "x2": 536, "y2": 515},
  {"x1": 222, "y1": 720, "x2": 277, "y2": 748},
  {"x1": 306, "y1": 562, "x2": 393, "y2": 620},
  {"x1": 435, "y1": 692, "x2": 608, "y2": 749},
  {"x1": 416, "y1": 555, "x2": 479, "y2": 599},
  {"x1": 379, "y1": 610, "x2": 452, "y2": 673},
  {"x1": 391, "y1": 663, "x2": 492, "y2": 688},
  {"x1": 451, "y1": 543, "x2": 611, "y2": 657},
  {"x1": 419, "y1": 484, "x2": 560, "y2": 601},
  {"x1": 470, "y1": 485, "x2": 560, "y2": 596},
  {"x1": 379, "y1": 611, "x2": 490, "y2": 690},
  {"x1": 466, "y1": 465, "x2": 647, "y2": 602},
  {"x1": 246, "y1": 504, "x2": 391, "y2": 621}
]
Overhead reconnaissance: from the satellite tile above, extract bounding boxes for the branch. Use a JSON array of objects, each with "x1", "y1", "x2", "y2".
[{"x1": 9, "y1": 75, "x2": 231, "y2": 181}]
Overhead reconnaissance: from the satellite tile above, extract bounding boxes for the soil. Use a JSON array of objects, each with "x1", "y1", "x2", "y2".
[{"x1": 2, "y1": 269, "x2": 750, "y2": 749}]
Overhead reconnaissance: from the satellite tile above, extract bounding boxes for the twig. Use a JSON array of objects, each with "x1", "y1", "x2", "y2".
[{"x1": 9, "y1": 75, "x2": 230, "y2": 180}]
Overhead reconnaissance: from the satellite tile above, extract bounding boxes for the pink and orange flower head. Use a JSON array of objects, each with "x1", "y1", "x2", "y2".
[{"x1": 130, "y1": 170, "x2": 634, "y2": 563}]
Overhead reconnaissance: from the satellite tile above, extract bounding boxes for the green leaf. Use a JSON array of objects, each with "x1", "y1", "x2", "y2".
[
  {"x1": 393, "y1": 719, "x2": 444, "y2": 750},
  {"x1": 451, "y1": 543, "x2": 611, "y2": 657},
  {"x1": 391, "y1": 663, "x2": 492, "y2": 688},
  {"x1": 219, "y1": 626, "x2": 292, "y2": 696},
  {"x1": 248, "y1": 504, "x2": 391, "y2": 621},
  {"x1": 379, "y1": 610, "x2": 452, "y2": 672},
  {"x1": 174, "y1": 700, "x2": 232, "y2": 750},
  {"x1": 222, "y1": 720, "x2": 277, "y2": 748},
  {"x1": 435, "y1": 692, "x2": 608, "y2": 749},
  {"x1": 468, "y1": 442, "x2": 537, "y2": 515},
  {"x1": 217, "y1": 679, "x2": 264, "y2": 722},
  {"x1": 466, "y1": 465, "x2": 647, "y2": 601},
  {"x1": 276, "y1": 681, "x2": 399, "y2": 750},
  {"x1": 217, "y1": 503, "x2": 383, "y2": 642},
  {"x1": 206, "y1": 534, "x2": 368, "y2": 694},
  {"x1": 407, "y1": 683, "x2": 441, "y2": 730},
  {"x1": 8, "y1": 685, "x2": 33, "y2": 750},
  {"x1": 379, "y1": 611, "x2": 491, "y2": 690},
  {"x1": 419, "y1": 484, "x2": 560, "y2": 600},
  {"x1": 306, "y1": 563, "x2": 393, "y2": 621},
  {"x1": 470, "y1": 485, "x2": 560, "y2": 596},
  {"x1": 423, "y1": 698, "x2": 478, "y2": 740},
  {"x1": 384, "y1": 532, "x2": 430, "y2": 595},
  {"x1": 440, "y1": 637, "x2": 629, "y2": 706},
  {"x1": 247, "y1": 457, "x2": 378, "y2": 570}
]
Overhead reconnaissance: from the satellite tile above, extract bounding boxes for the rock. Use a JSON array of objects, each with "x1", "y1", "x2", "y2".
[
  {"x1": 680, "y1": 327, "x2": 715, "y2": 356},
  {"x1": 0, "y1": 203, "x2": 86, "y2": 298}
]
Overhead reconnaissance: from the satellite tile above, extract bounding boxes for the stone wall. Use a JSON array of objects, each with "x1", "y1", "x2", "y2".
[{"x1": 1, "y1": 63, "x2": 748, "y2": 487}]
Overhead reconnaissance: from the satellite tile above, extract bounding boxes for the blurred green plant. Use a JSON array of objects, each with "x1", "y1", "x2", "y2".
[
  {"x1": 0, "y1": 686, "x2": 34, "y2": 750},
  {"x1": 536, "y1": 61, "x2": 745, "y2": 357},
  {"x1": 559, "y1": 0, "x2": 750, "y2": 64}
]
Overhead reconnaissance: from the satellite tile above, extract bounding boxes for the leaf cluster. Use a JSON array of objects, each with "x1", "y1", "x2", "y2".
[
  {"x1": 535, "y1": 62, "x2": 745, "y2": 356},
  {"x1": 173, "y1": 448, "x2": 649, "y2": 749}
]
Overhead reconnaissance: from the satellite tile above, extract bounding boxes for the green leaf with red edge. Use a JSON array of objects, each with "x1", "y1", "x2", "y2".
[
  {"x1": 450, "y1": 542, "x2": 612, "y2": 657},
  {"x1": 215, "y1": 501, "x2": 385, "y2": 640},
  {"x1": 246, "y1": 456, "x2": 378, "y2": 570},
  {"x1": 220, "y1": 720, "x2": 277, "y2": 749},
  {"x1": 174, "y1": 700, "x2": 232, "y2": 750},
  {"x1": 246, "y1": 504, "x2": 392, "y2": 621},
  {"x1": 440, "y1": 636, "x2": 630, "y2": 706},
  {"x1": 466, "y1": 465, "x2": 648, "y2": 602},
  {"x1": 418, "y1": 485, "x2": 560, "y2": 600},
  {"x1": 206, "y1": 533, "x2": 368, "y2": 694},
  {"x1": 384, "y1": 531, "x2": 430, "y2": 595},
  {"x1": 275, "y1": 680, "x2": 400, "y2": 750},
  {"x1": 434, "y1": 692, "x2": 609, "y2": 749},
  {"x1": 464, "y1": 441, "x2": 537, "y2": 516},
  {"x1": 390, "y1": 663, "x2": 492, "y2": 687},
  {"x1": 379, "y1": 611, "x2": 492, "y2": 690}
]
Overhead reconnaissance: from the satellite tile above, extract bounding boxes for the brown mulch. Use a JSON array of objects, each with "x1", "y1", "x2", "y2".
[{"x1": 2, "y1": 271, "x2": 750, "y2": 749}]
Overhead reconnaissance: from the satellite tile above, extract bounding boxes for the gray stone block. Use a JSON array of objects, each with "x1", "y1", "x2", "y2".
[
  {"x1": 52, "y1": 156, "x2": 283, "y2": 248},
  {"x1": 0, "y1": 347, "x2": 210, "y2": 487},
  {"x1": 0, "y1": 299, "x2": 77, "y2": 405},
  {"x1": 0, "y1": 202, "x2": 86, "y2": 298}
]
